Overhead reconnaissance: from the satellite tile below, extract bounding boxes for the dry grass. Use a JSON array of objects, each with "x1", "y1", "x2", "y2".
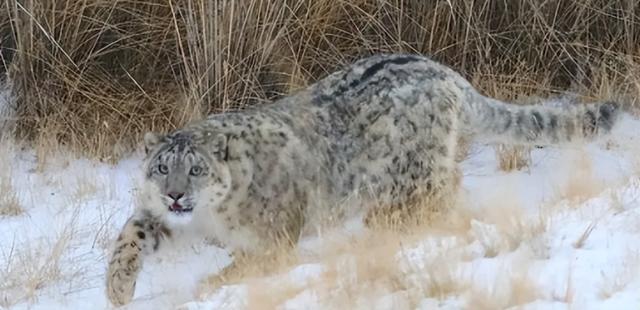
[
  {"x1": 467, "y1": 270, "x2": 542, "y2": 310},
  {"x1": 0, "y1": 0, "x2": 13, "y2": 78},
  {"x1": 290, "y1": 231, "x2": 417, "y2": 309},
  {"x1": 198, "y1": 240, "x2": 301, "y2": 297},
  {"x1": 0, "y1": 223, "x2": 75, "y2": 307},
  {"x1": 573, "y1": 221, "x2": 598, "y2": 249},
  {"x1": 0, "y1": 167, "x2": 22, "y2": 216},
  {"x1": 0, "y1": 180, "x2": 22, "y2": 217},
  {"x1": 556, "y1": 151, "x2": 610, "y2": 203},
  {"x1": 0, "y1": 0, "x2": 638, "y2": 160},
  {"x1": 70, "y1": 172, "x2": 98, "y2": 203},
  {"x1": 599, "y1": 251, "x2": 640, "y2": 299},
  {"x1": 467, "y1": 183, "x2": 549, "y2": 257},
  {"x1": 224, "y1": 197, "x2": 551, "y2": 309},
  {"x1": 0, "y1": 152, "x2": 118, "y2": 307},
  {"x1": 496, "y1": 145, "x2": 532, "y2": 172},
  {"x1": 363, "y1": 164, "x2": 464, "y2": 232},
  {"x1": 246, "y1": 280, "x2": 307, "y2": 310},
  {"x1": 0, "y1": 137, "x2": 23, "y2": 217}
]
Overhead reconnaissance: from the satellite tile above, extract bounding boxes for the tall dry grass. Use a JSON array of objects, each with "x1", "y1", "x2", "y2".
[
  {"x1": 2, "y1": 0, "x2": 640, "y2": 159},
  {"x1": 0, "y1": 2, "x2": 11, "y2": 78}
]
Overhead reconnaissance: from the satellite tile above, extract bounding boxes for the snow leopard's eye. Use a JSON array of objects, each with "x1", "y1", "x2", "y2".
[
  {"x1": 189, "y1": 165, "x2": 203, "y2": 176},
  {"x1": 158, "y1": 164, "x2": 169, "y2": 175}
]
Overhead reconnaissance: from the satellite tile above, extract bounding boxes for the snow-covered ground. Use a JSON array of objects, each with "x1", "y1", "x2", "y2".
[{"x1": 2, "y1": 95, "x2": 640, "y2": 309}]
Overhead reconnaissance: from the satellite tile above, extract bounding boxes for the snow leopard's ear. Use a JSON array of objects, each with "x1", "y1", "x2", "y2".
[
  {"x1": 207, "y1": 133, "x2": 229, "y2": 161},
  {"x1": 143, "y1": 132, "x2": 164, "y2": 155}
]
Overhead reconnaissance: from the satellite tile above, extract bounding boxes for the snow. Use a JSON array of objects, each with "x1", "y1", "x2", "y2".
[{"x1": 2, "y1": 94, "x2": 640, "y2": 309}]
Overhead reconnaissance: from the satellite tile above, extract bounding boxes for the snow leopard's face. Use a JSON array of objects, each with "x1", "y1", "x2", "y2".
[{"x1": 141, "y1": 131, "x2": 231, "y2": 223}]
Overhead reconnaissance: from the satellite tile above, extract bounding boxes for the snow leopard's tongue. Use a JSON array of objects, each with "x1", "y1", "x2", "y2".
[{"x1": 170, "y1": 202, "x2": 183, "y2": 211}]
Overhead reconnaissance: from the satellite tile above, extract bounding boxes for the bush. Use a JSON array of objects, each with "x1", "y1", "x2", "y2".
[{"x1": 4, "y1": 0, "x2": 640, "y2": 159}]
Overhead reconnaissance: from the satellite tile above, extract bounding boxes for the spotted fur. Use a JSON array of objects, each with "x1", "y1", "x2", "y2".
[{"x1": 106, "y1": 54, "x2": 621, "y2": 305}]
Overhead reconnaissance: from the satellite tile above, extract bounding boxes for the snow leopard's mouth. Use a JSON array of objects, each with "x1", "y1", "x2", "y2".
[{"x1": 168, "y1": 202, "x2": 193, "y2": 214}]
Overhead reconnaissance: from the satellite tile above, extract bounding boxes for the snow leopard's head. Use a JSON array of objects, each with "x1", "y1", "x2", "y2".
[{"x1": 141, "y1": 130, "x2": 231, "y2": 223}]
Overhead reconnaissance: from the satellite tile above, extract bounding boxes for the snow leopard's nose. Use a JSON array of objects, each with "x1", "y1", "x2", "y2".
[{"x1": 168, "y1": 192, "x2": 184, "y2": 201}]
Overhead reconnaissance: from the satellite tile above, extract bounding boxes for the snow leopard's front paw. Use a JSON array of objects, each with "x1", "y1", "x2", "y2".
[
  {"x1": 106, "y1": 249, "x2": 141, "y2": 306},
  {"x1": 105, "y1": 212, "x2": 169, "y2": 306}
]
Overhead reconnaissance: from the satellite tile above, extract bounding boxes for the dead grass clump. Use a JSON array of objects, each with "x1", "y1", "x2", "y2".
[
  {"x1": 467, "y1": 271, "x2": 542, "y2": 310},
  {"x1": 198, "y1": 240, "x2": 300, "y2": 297},
  {"x1": 2, "y1": 0, "x2": 639, "y2": 159},
  {"x1": 0, "y1": 138, "x2": 23, "y2": 216},
  {"x1": 70, "y1": 173, "x2": 98, "y2": 203},
  {"x1": 0, "y1": 0, "x2": 13, "y2": 78},
  {"x1": 364, "y1": 171, "x2": 464, "y2": 233},
  {"x1": 0, "y1": 229, "x2": 73, "y2": 307},
  {"x1": 557, "y1": 151, "x2": 608, "y2": 203},
  {"x1": 573, "y1": 221, "x2": 598, "y2": 249},
  {"x1": 8, "y1": 1, "x2": 189, "y2": 161},
  {"x1": 203, "y1": 195, "x2": 550, "y2": 308},
  {"x1": 496, "y1": 145, "x2": 532, "y2": 172},
  {"x1": 230, "y1": 229, "x2": 422, "y2": 309},
  {"x1": 302, "y1": 231, "x2": 415, "y2": 308},
  {"x1": 599, "y1": 251, "x2": 640, "y2": 299},
  {"x1": 415, "y1": 258, "x2": 469, "y2": 302},
  {"x1": 0, "y1": 180, "x2": 22, "y2": 216},
  {"x1": 470, "y1": 188, "x2": 548, "y2": 257}
]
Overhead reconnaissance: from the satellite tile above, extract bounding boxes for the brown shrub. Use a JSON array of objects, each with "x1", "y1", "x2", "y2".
[{"x1": 3, "y1": 0, "x2": 640, "y2": 159}]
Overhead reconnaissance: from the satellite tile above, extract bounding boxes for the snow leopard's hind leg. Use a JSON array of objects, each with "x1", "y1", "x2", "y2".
[{"x1": 364, "y1": 91, "x2": 462, "y2": 229}]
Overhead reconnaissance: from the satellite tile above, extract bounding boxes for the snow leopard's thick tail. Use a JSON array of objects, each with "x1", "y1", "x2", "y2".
[{"x1": 460, "y1": 92, "x2": 621, "y2": 145}]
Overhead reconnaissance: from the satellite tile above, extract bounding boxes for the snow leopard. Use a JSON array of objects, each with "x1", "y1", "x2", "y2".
[{"x1": 106, "y1": 53, "x2": 620, "y2": 306}]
